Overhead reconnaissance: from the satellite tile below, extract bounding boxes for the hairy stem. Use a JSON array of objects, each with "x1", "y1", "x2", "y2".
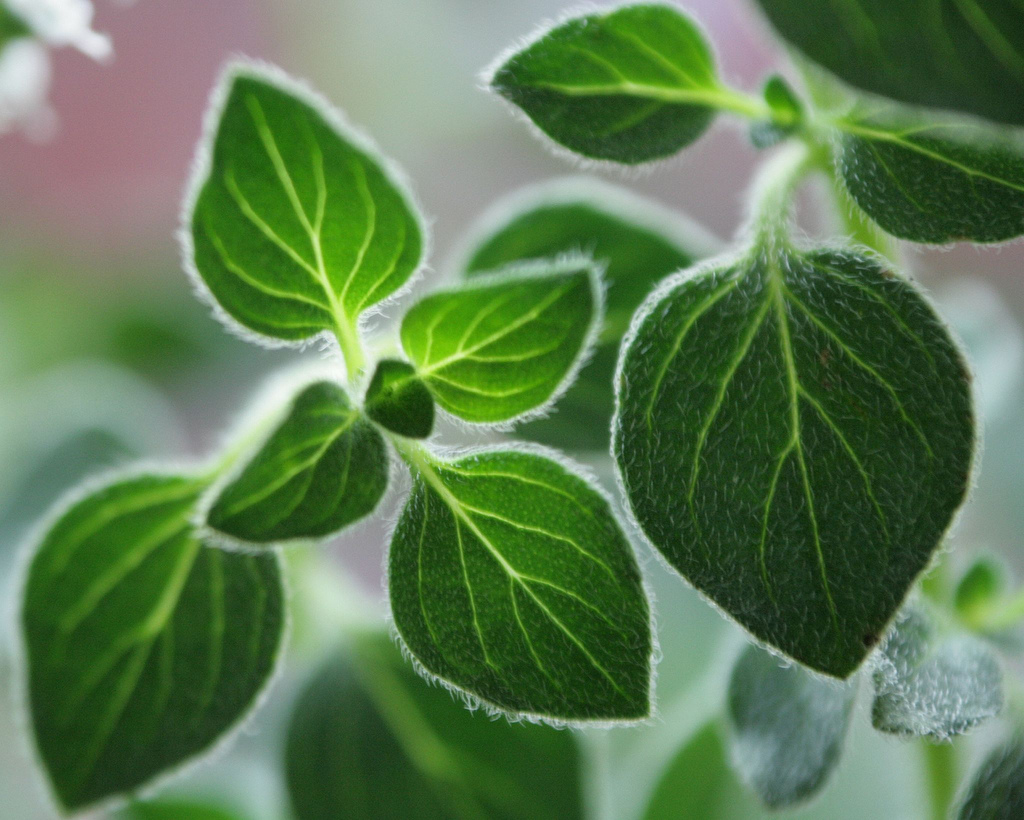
[
  {"x1": 922, "y1": 740, "x2": 958, "y2": 820},
  {"x1": 747, "y1": 141, "x2": 817, "y2": 245}
]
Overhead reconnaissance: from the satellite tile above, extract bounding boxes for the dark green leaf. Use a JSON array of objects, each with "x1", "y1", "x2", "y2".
[
  {"x1": 21, "y1": 473, "x2": 285, "y2": 812},
  {"x1": 462, "y1": 179, "x2": 713, "y2": 449},
  {"x1": 958, "y1": 738, "x2": 1024, "y2": 820},
  {"x1": 955, "y1": 556, "x2": 1009, "y2": 628},
  {"x1": 836, "y1": 112, "x2": 1024, "y2": 243},
  {"x1": 364, "y1": 359, "x2": 434, "y2": 439},
  {"x1": 727, "y1": 644, "x2": 855, "y2": 808},
  {"x1": 389, "y1": 446, "x2": 651, "y2": 720},
  {"x1": 285, "y1": 635, "x2": 584, "y2": 820},
  {"x1": 186, "y1": 64, "x2": 423, "y2": 350},
  {"x1": 749, "y1": 74, "x2": 803, "y2": 149},
  {"x1": 488, "y1": 4, "x2": 736, "y2": 164},
  {"x1": 615, "y1": 245, "x2": 975, "y2": 677},
  {"x1": 206, "y1": 381, "x2": 388, "y2": 545},
  {"x1": 0, "y1": 5, "x2": 30, "y2": 49},
  {"x1": 872, "y1": 606, "x2": 1003, "y2": 739},
  {"x1": 753, "y1": 0, "x2": 1024, "y2": 127},
  {"x1": 642, "y1": 721, "x2": 761, "y2": 820},
  {"x1": 401, "y1": 262, "x2": 599, "y2": 425}
]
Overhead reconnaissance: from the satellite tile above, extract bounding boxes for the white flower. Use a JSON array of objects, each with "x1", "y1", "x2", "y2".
[{"x1": 5, "y1": 0, "x2": 111, "y2": 60}]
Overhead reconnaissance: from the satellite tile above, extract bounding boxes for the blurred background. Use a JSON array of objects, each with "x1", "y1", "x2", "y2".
[{"x1": 0, "y1": 1, "x2": 1022, "y2": 818}]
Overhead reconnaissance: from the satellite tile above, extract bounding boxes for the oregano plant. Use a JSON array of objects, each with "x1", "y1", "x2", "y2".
[{"x1": 13, "y1": 2, "x2": 1024, "y2": 818}]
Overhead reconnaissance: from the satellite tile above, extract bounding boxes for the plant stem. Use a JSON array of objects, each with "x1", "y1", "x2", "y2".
[
  {"x1": 335, "y1": 317, "x2": 367, "y2": 384},
  {"x1": 922, "y1": 740, "x2": 958, "y2": 820},
  {"x1": 747, "y1": 140, "x2": 816, "y2": 245}
]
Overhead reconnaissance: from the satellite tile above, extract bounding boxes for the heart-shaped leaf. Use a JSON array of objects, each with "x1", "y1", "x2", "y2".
[{"x1": 615, "y1": 244, "x2": 975, "y2": 676}]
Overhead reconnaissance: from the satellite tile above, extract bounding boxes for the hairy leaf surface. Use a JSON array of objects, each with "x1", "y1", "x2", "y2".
[
  {"x1": 389, "y1": 447, "x2": 650, "y2": 720},
  {"x1": 22, "y1": 474, "x2": 285, "y2": 811},
  {"x1": 727, "y1": 645, "x2": 855, "y2": 808},
  {"x1": 364, "y1": 359, "x2": 434, "y2": 439},
  {"x1": 463, "y1": 180, "x2": 711, "y2": 449},
  {"x1": 187, "y1": 65, "x2": 423, "y2": 350},
  {"x1": 488, "y1": 4, "x2": 726, "y2": 163},
  {"x1": 401, "y1": 263, "x2": 599, "y2": 425},
  {"x1": 615, "y1": 246, "x2": 974, "y2": 676},
  {"x1": 837, "y1": 113, "x2": 1024, "y2": 243},
  {"x1": 754, "y1": 0, "x2": 1024, "y2": 127},
  {"x1": 958, "y1": 738, "x2": 1024, "y2": 820},
  {"x1": 206, "y1": 381, "x2": 388, "y2": 544},
  {"x1": 872, "y1": 607, "x2": 1003, "y2": 739},
  {"x1": 285, "y1": 636, "x2": 584, "y2": 820}
]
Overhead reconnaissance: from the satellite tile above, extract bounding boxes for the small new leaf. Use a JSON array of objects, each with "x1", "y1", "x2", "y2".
[
  {"x1": 753, "y1": 0, "x2": 1024, "y2": 127},
  {"x1": 187, "y1": 64, "x2": 423, "y2": 350},
  {"x1": 401, "y1": 262, "x2": 600, "y2": 425},
  {"x1": 727, "y1": 645, "x2": 855, "y2": 809},
  {"x1": 463, "y1": 179, "x2": 710, "y2": 449},
  {"x1": 206, "y1": 381, "x2": 388, "y2": 544},
  {"x1": 836, "y1": 112, "x2": 1024, "y2": 243},
  {"x1": 389, "y1": 447, "x2": 651, "y2": 720},
  {"x1": 285, "y1": 636, "x2": 584, "y2": 820},
  {"x1": 364, "y1": 359, "x2": 434, "y2": 439},
  {"x1": 955, "y1": 556, "x2": 1009, "y2": 630},
  {"x1": 872, "y1": 607, "x2": 1004, "y2": 740},
  {"x1": 749, "y1": 75, "x2": 803, "y2": 149},
  {"x1": 488, "y1": 4, "x2": 726, "y2": 164},
  {"x1": 615, "y1": 245, "x2": 975, "y2": 677},
  {"x1": 21, "y1": 474, "x2": 285, "y2": 812},
  {"x1": 958, "y1": 738, "x2": 1024, "y2": 820}
]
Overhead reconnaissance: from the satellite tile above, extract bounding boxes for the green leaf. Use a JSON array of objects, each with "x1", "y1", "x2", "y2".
[
  {"x1": 642, "y1": 721, "x2": 761, "y2": 820},
  {"x1": 461, "y1": 179, "x2": 713, "y2": 449},
  {"x1": 958, "y1": 738, "x2": 1024, "y2": 820},
  {"x1": 955, "y1": 556, "x2": 1009, "y2": 628},
  {"x1": 401, "y1": 261, "x2": 600, "y2": 425},
  {"x1": 872, "y1": 606, "x2": 1003, "y2": 739},
  {"x1": 727, "y1": 644, "x2": 856, "y2": 808},
  {"x1": 186, "y1": 63, "x2": 424, "y2": 353},
  {"x1": 206, "y1": 381, "x2": 388, "y2": 545},
  {"x1": 388, "y1": 446, "x2": 651, "y2": 720},
  {"x1": 118, "y1": 799, "x2": 247, "y2": 820},
  {"x1": 285, "y1": 635, "x2": 585, "y2": 820},
  {"x1": 835, "y1": 111, "x2": 1024, "y2": 243},
  {"x1": 749, "y1": 74, "x2": 803, "y2": 149},
  {"x1": 0, "y1": 5, "x2": 30, "y2": 49},
  {"x1": 753, "y1": 0, "x2": 1024, "y2": 127},
  {"x1": 488, "y1": 4, "x2": 743, "y2": 164},
  {"x1": 21, "y1": 473, "x2": 285, "y2": 812},
  {"x1": 364, "y1": 359, "x2": 434, "y2": 439},
  {"x1": 614, "y1": 244, "x2": 975, "y2": 677}
]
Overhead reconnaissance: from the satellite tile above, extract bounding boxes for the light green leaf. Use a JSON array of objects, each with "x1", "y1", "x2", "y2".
[
  {"x1": 285, "y1": 635, "x2": 585, "y2": 820},
  {"x1": 642, "y1": 721, "x2": 761, "y2": 820},
  {"x1": 835, "y1": 111, "x2": 1024, "y2": 243},
  {"x1": 364, "y1": 359, "x2": 434, "y2": 439},
  {"x1": 117, "y1": 799, "x2": 247, "y2": 820},
  {"x1": 488, "y1": 4, "x2": 748, "y2": 164},
  {"x1": 401, "y1": 261, "x2": 600, "y2": 425},
  {"x1": 615, "y1": 244, "x2": 975, "y2": 677},
  {"x1": 388, "y1": 446, "x2": 651, "y2": 720},
  {"x1": 753, "y1": 0, "x2": 1024, "y2": 127},
  {"x1": 958, "y1": 738, "x2": 1024, "y2": 820},
  {"x1": 955, "y1": 556, "x2": 1009, "y2": 629},
  {"x1": 206, "y1": 381, "x2": 388, "y2": 545},
  {"x1": 186, "y1": 63, "x2": 424, "y2": 355},
  {"x1": 461, "y1": 179, "x2": 713, "y2": 449},
  {"x1": 21, "y1": 473, "x2": 285, "y2": 812},
  {"x1": 872, "y1": 606, "x2": 1003, "y2": 739},
  {"x1": 727, "y1": 644, "x2": 855, "y2": 809},
  {"x1": 749, "y1": 74, "x2": 803, "y2": 149}
]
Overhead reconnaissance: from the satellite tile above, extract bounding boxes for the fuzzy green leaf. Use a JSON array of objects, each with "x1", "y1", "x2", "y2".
[
  {"x1": 206, "y1": 381, "x2": 388, "y2": 545},
  {"x1": 186, "y1": 64, "x2": 423, "y2": 351},
  {"x1": 364, "y1": 359, "x2": 434, "y2": 439},
  {"x1": 21, "y1": 473, "x2": 285, "y2": 812},
  {"x1": 401, "y1": 262, "x2": 599, "y2": 425},
  {"x1": 285, "y1": 636, "x2": 584, "y2": 820},
  {"x1": 615, "y1": 245, "x2": 974, "y2": 677},
  {"x1": 836, "y1": 112, "x2": 1024, "y2": 243},
  {"x1": 958, "y1": 738, "x2": 1024, "y2": 820},
  {"x1": 753, "y1": 0, "x2": 1024, "y2": 127},
  {"x1": 872, "y1": 607, "x2": 1003, "y2": 739},
  {"x1": 488, "y1": 4, "x2": 731, "y2": 164},
  {"x1": 727, "y1": 645, "x2": 855, "y2": 808},
  {"x1": 389, "y1": 447, "x2": 651, "y2": 720},
  {"x1": 462, "y1": 180, "x2": 712, "y2": 449}
]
